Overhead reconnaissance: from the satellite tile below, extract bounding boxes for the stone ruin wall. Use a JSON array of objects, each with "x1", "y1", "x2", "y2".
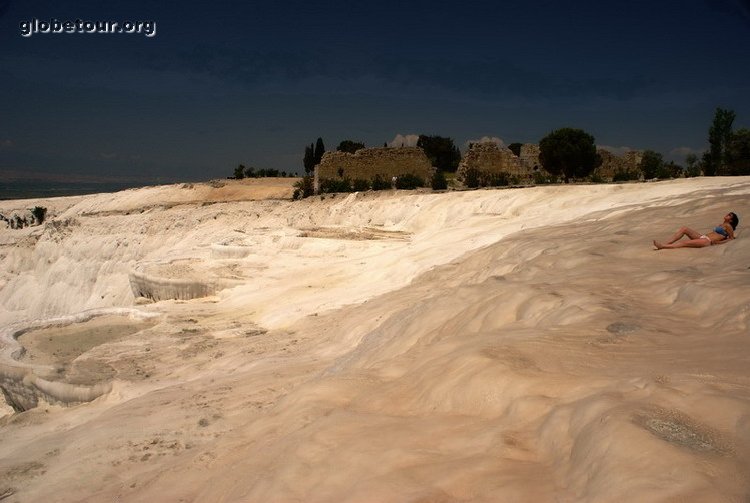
[
  {"x1": 624, "y1": 151, "x2": 644, "y2": 172},
  {"x1": 456, "y1": 142, "x2": 536, "y2": 183},
  {"x1": 314, "y1": 147, "x2": 433, "y2": 191},
  {"x1": 314, "y1": 143, "x2": 646, "y2": 189},
  {"x1": 594, "y1": 149, "x2": 644, "y2": 180},
  {"x1": 456, "y1": 143, "x2": 646, "y2": 183},
  {"x1": 519, "y1": 143, "x2": 541, "y2": 172}
]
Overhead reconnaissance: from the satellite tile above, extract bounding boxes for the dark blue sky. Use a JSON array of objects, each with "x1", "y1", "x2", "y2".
[{"x1": 1, "y1": 0, "x2": 749, "y2": 183}]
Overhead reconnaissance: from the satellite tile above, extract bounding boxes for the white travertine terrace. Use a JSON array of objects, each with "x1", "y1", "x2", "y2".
[{"x1": 0, "y1": 176, "x2": 748, "y2": 501}]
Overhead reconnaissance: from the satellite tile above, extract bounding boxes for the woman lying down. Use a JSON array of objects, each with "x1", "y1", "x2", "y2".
[{"x1": 654, "y1": 212, "x2": 739, "y2": 250}]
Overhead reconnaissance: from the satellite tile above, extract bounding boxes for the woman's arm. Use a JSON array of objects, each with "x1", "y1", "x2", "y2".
[{"x1": 724, "y1": 223, "x2": 735, "y2": 239}]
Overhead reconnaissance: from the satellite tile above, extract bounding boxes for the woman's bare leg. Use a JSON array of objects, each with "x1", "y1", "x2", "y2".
[
  {"x1": 666, "y1": 226, "x2": 702, "y2": 244},
  {"x1": 654, "y1": 237, "x2": 711, "y2": 249}
]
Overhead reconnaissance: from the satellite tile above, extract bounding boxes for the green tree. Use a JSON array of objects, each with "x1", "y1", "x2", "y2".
[
  {"x1": 303, "y1": 144, "x2": 315, "y2": 174},
  {"x1": 727, "y1": 128, "x2": 750, "y2": 175},
  {"x1": 657, "y1": 161, "x2": 681, "y2": 180},
  {"x1": 685, "y1": 153, "x2": 701, "y2": 177},
  {"x1": 706, "y1": 107, "x2": 736, "y2": 175},
  {"x1": 417, "y1": 135, "x2": 461, "y2": 172},
  {"x1": 685, "y1": 153, "x2": 697, "y2": 170},
  {"x1": 538, "y1": 128, "x2": 599, "y2": 183},
  {"x1": 507, "y1": 142, "x2": 522, "y2": 156},
  {"x1": 314, "y1": 138, "x2": 326, "y2": 165},
  {"x1": 639, "y1": 150, "x2": 665, "y2": 179},
  {"x1": 337, "y1": 140, "x2": 365, "y2": 153},
  {"x1": 233, "y1": 164, "x2": 246, "y2": 179}
]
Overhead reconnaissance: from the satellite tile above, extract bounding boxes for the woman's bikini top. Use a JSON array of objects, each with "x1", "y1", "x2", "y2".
[{"x1": 714, "y1": 226, "x2": 729, "y2": 237}]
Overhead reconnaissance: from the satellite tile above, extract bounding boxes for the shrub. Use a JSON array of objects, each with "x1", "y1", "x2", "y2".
[
  {"x1": 431, "y1": 170, "x2": 448, "y2": 190},
  {"x1": 463, "y1": 167, "x2": 481, "y2": 188},
  {"x1": 319, "y1": 178, "x2": 353, "y2": 194},
  {"x1": 31, "y1": 206, "x2": 47, "y2": 225},
  {"x1": 352, "y1": 178, "x2": 370, "y2": 192},
  {"x1": 532, "y1": 171, "x2": 554, "y2": 184},
  {"x1": 371, "y1": 174, "x2": 391, "y2": 191},
  {"x1": 613, "y1": 169, "x2": 638, "y2": 182},
  {"x1": 656, "y1": 165, "x2": 674, "y2": 180},
  {"x1": 395, "y1": 173, "x2": 425, "y2": 190},
  {"x1": 483, "y1": 172, "x2": 510, "y2": 187},
  {"x1": 589, "y1": 172, "x2": 605, "y2": 183},
  {"x1": 293, "y1": 176, "x2": 314, "y2": 199},
  {"x1": 685, "y1": 164, "x2": 702, "y2": 178}
]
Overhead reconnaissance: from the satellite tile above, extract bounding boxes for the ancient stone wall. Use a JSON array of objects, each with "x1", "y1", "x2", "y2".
[
  {"x1": 594, "y1": 149, "x2": 644, "y2": 180},
  {"x1": 314, "y1": 147, "x2": 433, "y2": 192},
  {"x1": 624, "y1": 151, "x2": 644, "y2": 172},
  {"x1": 519, "y1": 143, "x2": 541, "y2": 172},
  {"x1": 456, "y1": 142, "x2": 532, "y2": 183}
]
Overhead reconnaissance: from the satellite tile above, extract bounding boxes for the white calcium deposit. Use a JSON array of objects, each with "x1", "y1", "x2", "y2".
[{"x1": 0, "y1": 177, "x2": 749, "y2": 502}]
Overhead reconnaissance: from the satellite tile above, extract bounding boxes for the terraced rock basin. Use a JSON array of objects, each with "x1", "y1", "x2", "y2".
[
  {"x1": 0, "y1": 310, "x2": 158, "y2": 412},
  {"x1": 130, "y1": 258, "x2": 247, "y2": 301}
]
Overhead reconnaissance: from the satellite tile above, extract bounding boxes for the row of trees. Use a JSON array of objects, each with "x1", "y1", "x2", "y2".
[{"x1": 232, "y1": 164, "x2": 295, "y2": 179}]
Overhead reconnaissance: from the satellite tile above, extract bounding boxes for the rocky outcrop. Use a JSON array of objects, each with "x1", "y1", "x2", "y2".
[{"x1": 314, "y1": 147, "x2": 433, "y2": 192}]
